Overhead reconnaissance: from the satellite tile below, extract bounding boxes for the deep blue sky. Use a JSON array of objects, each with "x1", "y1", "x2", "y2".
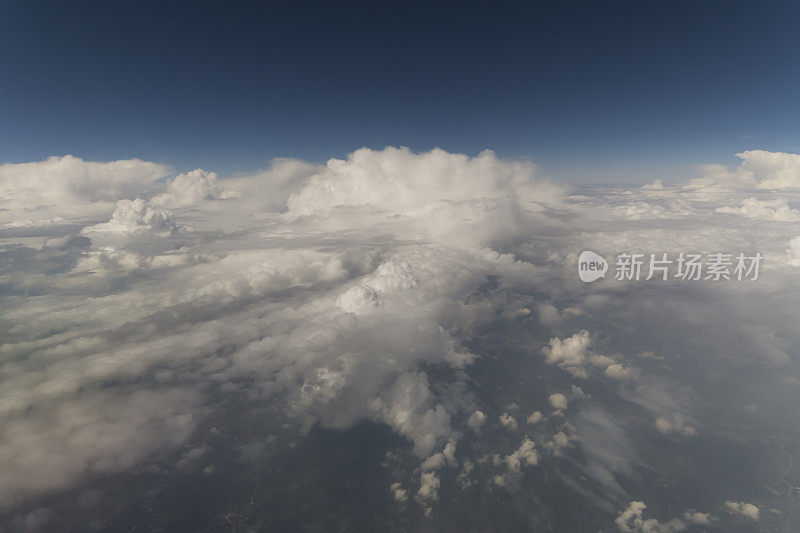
[{"x1": 1, "y1": 0, "x2": 799, "y2": 182}]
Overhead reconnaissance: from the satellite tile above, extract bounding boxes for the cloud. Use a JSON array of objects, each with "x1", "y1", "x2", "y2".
[
  {"x1": 715, "y1": 197, "x2": 800, "y2": 221},
  {"x1": 614, "y1": 501, "x2": 694, "y2": 533},
  {"x1": 787, "y1": 235, "x2": 800, "y2": 266},
  {"x1": 542, "y1": 331, "x2": 593, "y2": 378},
  {"x1": 685, "y1": 149, "x2": 800, "y2": 191},
  {"x1": 0, "y1": 388, "x2": 200, "y2": 506},
  {"x1": 416, "y1": 471, "x2": 440, "y2": 502},
  {"x1": 390, "y1": 482, "x2": 407, "y2": 503},
  {"x1": 82, "y1": 199, "x2": 177, "y2": 237},
  {"x1": 151, "y1": 169, "x2": 239, "y2": 207},
  {"x1": 498, "y1": 437, "x2": 538, "y2": 473},
  {"x1": 499, "y1": 412, "x2": 518, "y2": 431},
  {"x1": 526, "y1": 411, "x2": 543, "y2": 424},
  {"x1": 0, "y1": 146, "x2": 797, "y2": 527},
  {"x1": 725, "y1": 501, "x2": 759, "y2": 520},
  {"x1": 466, "y1": 410, "x2": 487, "y2": 431},
  {"x1": 681, "y1": 510, "x2": 713, "y2": 525},
  {"x1": 654, "y1": 414, "x2": 697, "y2": 437},
  {"x1": 548, "y1": 393, "x2": 568, "y2": 411},
  {"x1": 284, "y1": 146, "x2": 564, "y2": 246},
  {"x1": 80, "y1": 198, "x2": 180, "y2": 254},
  {"x1": 0, "y1": 155, "x2": 171, "y2": 221}
]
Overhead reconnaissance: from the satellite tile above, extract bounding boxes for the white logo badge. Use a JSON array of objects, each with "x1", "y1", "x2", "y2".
[{"x1": 578, "y1": 250, "x2": 607, "y2": 282}]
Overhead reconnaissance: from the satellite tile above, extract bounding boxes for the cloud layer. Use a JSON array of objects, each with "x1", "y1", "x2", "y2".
[{"x1": 0, "y1": 147, "x2": 798, "y2": 530}]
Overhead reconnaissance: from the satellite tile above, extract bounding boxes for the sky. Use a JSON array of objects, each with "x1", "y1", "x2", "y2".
[
  {"x1": 3, "y1": 3, "x2": 800, "y2": 530},
  {"x1": 1, "y1": 0, "x2": 799, "y2": 182}
]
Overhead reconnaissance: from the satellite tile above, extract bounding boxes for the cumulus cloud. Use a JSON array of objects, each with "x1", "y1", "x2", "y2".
[
  {"x1": 466, "y1": 410, "x2": 487, "y2": 431},
  {"x1": 548, "y1": 393, "x2": 568, "y2": 412},
  {"x1": 526, "y1": 411, "x2": 543, "y2": 424},
  {"x1": 614, "y1": 501, "x2": 692, "y2": 533},
  {"x1": 284, "y1": 146, "x2": 564, "y2": 246},
  {"x1": 725, "y1": 501, "x2": 759, "y2": 520},
  {"x1": 494, "y1": 437, "x2": 538, "y2": 483},
  {"x1": 390, "y1": 482, "x2": 407, "y2": 503},
  {"x1": 0, "y1": 155, "x2": 170, "y2": 209},
  {"x1": 499, "y1": 412, "x2": 518, "y2": 431},
  {"x1": 151, "y1": 169, "x2": 239, "y2": 207},
  {"x1": 685, "y1": 150, "x2": 800, "y2": 191},
  {"x1": 654, "y1": 414, "x2": 697, "y2": 437},
  {"x1": 417, "y1": 471, "x2": 440, "y2": 502},
  {"x1": 542, "y1": 331, "x2": 593, "y2": 378},
  {"x1": 82, "y1": 198, "x2": 177, "y2": 237}
]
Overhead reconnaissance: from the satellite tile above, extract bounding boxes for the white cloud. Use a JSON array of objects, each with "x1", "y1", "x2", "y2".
[
  {"x1": 416, "y1": 471, "x2": 440, "y2": 502},
  {"x1": 725, "y1": 501, "x2": 759, "y2": 520},
  {"x1": 526, "y1": 411, "x2": 543, "y2": 424},
  {"x1": 390, "y1": 482, "x2": 407, "y2": 503},
  {"x1": 82, "y1": 198, "x2": 177, "y2": 237},
  {"x1": 548, "y1": 393, "x2": 568, "y2": 411},
  {"x1": 151, "y1": 169, "x2": 239, "y2": 207},
  {"x1": 284, "y1": 147, "x2": 564, "y2": 246},
  {"x1": 787, "y1": 235, "x2": 800, "y2": 266},
  {"x1": 0, "y1": 155, "x2": 171, "y2": 223},
  {"x1": 499, "y1": 412, "x2": 518, "y2": 431},
  {"x1": 715, "y1": 197, "x2": 800, "y2": 221},
  {"x1": 503, "y1": 437, "x2": 539, "y2": 473},
  {"x1": 542, "y1": 331, "x2": 592, "y2": 378},
  {"x1": 467, "y1": 410, "x2": 487, "y2": 431},
  {"x1": 1, "y1": 146, "x2": 797, "y2": 523},
  {"x1": 654, "y1": 414, "x2": 697, "y2": 437},
  {"x1": 605, "y1": 363, "x2": 634, "y2": 380},
  {"x1": 614, "y1": 501, "x2": 688, "y2": 532},
  {"x1": 685, "y1": 149, "x2": 800, "y2": 191},
  {"x1": 681, "y1": 510, "x2": 713, "y2": 525}
]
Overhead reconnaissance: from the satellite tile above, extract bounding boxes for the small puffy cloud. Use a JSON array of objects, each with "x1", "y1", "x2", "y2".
[
  {"x1": 537, "y1": 303, "x2": 564, "y2": 330},
  {"x1": 421, "y1": 442, "x2": 457, "y2": 471},
  {"x1": 725, "y1": 501, "x2": 759, "y2": 520},
  {"x1": 81, "y1": 199, "x2": 179, "y2": 254},
  {"x1": 548, "y1": 393, "x2": 568, "y2": 411},
  {"x1": 82, "y1": 199, "x2": 177, "y2": 237},
  {"x1": 655, "y1": 414, "x2": 697, "y2": 437},
  {"x1": 467, "y1": 410, "x2": 487, "y2": 431},
  {"x1": 544, "y1": 429, "x2": 573, "y2": 455},
  {"x1": 681, "y1": 510, "x2": 713, "y2": 525},
  {"x1": 614, "y1": 501, "x2": 687, "y2": 533},
  {"x1": 503, "y1": 437, "x2": 539, "y2": 473},
  {"x1": 390, "y1": 482, "x2": 407, "y2": 503},
  {"x1": 526, "y1": 411, "x2": 543, "y2": 424},
  {"x1": 605, "y1": 363, "x2": 634, "y2": 380},
  {"x1": 416, "y1": 471, "x2": 440, "y2": 502},
  {"x1": 151, "y1": 169, "x2": 239, "y2": 207},
  {"x1": 542, "y1": 330, "x2": 592, "y2": 378},
  {"x1": 499, "y1": 413, "x2": 518, "y2": 431}
]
